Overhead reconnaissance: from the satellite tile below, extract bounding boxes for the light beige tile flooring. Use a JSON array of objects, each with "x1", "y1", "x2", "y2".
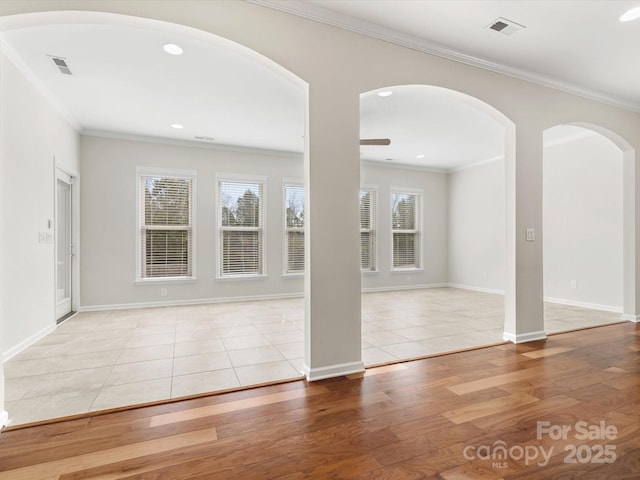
[
  {"x1": 4, "y1": 288, "x2": 622, "y2": 425},
  {"x1": 361, "y1": 288, "x2": 621, "y2": 365}
]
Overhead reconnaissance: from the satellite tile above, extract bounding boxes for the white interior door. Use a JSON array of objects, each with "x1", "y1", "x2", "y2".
[{"x1": 55, "y1": 170, "x2": 73, "y2": 320}]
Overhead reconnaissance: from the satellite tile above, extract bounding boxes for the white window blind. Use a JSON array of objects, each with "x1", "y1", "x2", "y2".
[
  {"x1": 360, "y1": 189, "x2": 376, "y2": 271},
  {"x1": 284, "y1": 183, "x2": 304, "y2": 274},
  {"x1": 140, "y1": 175, "x2": 193, "y2": 279},
  {"x1": 391, "y1": 191, "x2": 420, "y2": 269},
  {"x1": 219, "y1": 179, "x2": 264, "y2": 276}
]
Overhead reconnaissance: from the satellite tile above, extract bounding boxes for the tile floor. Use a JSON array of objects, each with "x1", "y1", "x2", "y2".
[{"x1": 4, "y1": 288, "x2": 622, "y2": 425}]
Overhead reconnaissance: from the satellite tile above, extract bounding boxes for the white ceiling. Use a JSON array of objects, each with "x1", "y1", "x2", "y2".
[
  {"x1": 2, "y1": 1, "x2": 634, "y2": 170},
  {"x1": 264, "y1": 0, "x2": 640, "y2": 110},
  {"x1": 1, "y1": 23, "x2": 307, "y2": 153},
  {"x1": 360, "y1": 86, "x2": 504, "y2": 169}
]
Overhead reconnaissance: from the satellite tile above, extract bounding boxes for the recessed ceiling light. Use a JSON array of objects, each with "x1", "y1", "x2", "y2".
[
  {"x1": 171, "y1": 123, "x2": 183, "y2": 129},
  {"x1": 163, "y1": 43, "x2": 183, "y2": 55},
  {"x1": 620, "y1": 6, "x2": 640, "y2": 21},
  {"x1": 377, "y1": 91, "x2": 393, "y2": 97},
  {"x1": 417, "y1": 154, "x2": 425, "y2": 158}
]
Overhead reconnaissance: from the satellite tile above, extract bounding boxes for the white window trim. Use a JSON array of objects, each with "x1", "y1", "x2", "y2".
[
  {"x1": 283, "y1": 179, "x2": 305, "y2": 277},
  {"x1": 390, "y1": 186, "x2": 423, "y2": 272},
  {"x1": 360, "y1": 185, "x2": 379, "y2": 273},
  {"x1": 216, "y1": 173, "x2": 267, "y2": 280},
  {"x1": 136, "y1": 167, "x2": 197, "y2": 283}
]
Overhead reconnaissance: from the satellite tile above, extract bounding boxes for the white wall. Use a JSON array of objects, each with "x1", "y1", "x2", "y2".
[
  {"x1": 361, "y1": 162, "x2": 448, "y2": 291},
  {"x1": 80, "y1": 137, "x2": 450, "y2": 309},
  {"x1": 80, "y1": 135, "x2": 305, "y2": 308},
  {"x1": 2, "y1": 0, "x2": 640, "y2": 390},
  {"x1": 543, "y1": 131, "x2": 623, "y2": 310},
  {"x1": 0, "y1": 47, "x2": 79, "y2": 357},
  {"x1": 448, "y1": 159, "x2": 505, "y2": 293},
  {"x1": 446, "y1": 132, "x2": 623, "y2": 312}
]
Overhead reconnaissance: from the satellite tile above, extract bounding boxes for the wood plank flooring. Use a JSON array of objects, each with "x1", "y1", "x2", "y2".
[{"x1": 0, "y1": 322, "x2": 638, "y2": 479}]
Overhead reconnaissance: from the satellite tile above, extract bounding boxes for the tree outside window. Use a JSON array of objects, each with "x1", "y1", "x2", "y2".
[
  {"x1": 219, "y1": 180, "x2": 264, "y2": 276},
  {"x1": 391, "y1": 191, "x2": 420, "y2": 269},
  {"x1": 285, "y1": 183, "x2": 304, "y2": 273},
  {"x1": 360, "y1": 189, "x2": 376, "y2": 271},
  {"x1": 139, "y1": 174, "x2": 193, "y2": 279}
]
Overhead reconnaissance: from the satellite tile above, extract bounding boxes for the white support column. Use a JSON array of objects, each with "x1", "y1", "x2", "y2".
[
  {"x1": 622, "y1": 149, "x2": 640, "y2": 322},
  {"x1": 504, "y1": 123, "x2": 546, "y2": 343},
  {"x1": 302, "y1": 84, "x2": 364, "y2": 380},
  {"x1": 0, "y1": 368, "x2": 7, "y2": 429}
]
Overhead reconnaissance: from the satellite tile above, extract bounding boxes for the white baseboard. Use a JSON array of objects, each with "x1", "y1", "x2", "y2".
[
  {"x1": 361, "y1": 283, "x2": 448, "y2": 293},
  {"x1": 302, "y1": 361, "x2": 365, "y2": 381},
  {"x1": 84, "y1": 284, "x2": 452, "y2": 310},
  {"x1": 79, "y1": 292, "x2": 305, "y2": 312},
  {"x1": 621, "y1": 314, "x2": 640, "y2": 323},
  {"x1": 444, "y1": 287, "x2": 623, "y2": 315},
  {"x1": 543, "y1": 296, "x2": 622, "y2": 313},
  {"x1": 446, "y1": 283, "x2": 505, "y2": 296},
  {"x1": 2, "y1": 323, "x2": 56, "y2": 363},
  {"x1": 82, "y1": 286, "x2": 453, "y2": 311},
  {"x1": 0, "y1": 410, "x2": 8, "y2": 429},
  {"x1": 503, "y1": 330, "x2": 547, "y2": 344}
]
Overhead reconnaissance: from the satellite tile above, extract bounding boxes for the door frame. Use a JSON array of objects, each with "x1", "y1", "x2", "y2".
[{"x1": 54, "y1": 166, "x2": 77, "y2": 322}]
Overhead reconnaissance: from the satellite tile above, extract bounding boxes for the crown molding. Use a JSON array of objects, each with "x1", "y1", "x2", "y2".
[
  {"x1": 249, "y1": 0, "x2": 640, "y2": 113},
  {"x1": 543, "y1": 128, "x2": 597, "y2": 148},
  {"x1": 81, "y1": 129, "x2": 304, "y2": 159},
  {"x1": 387, "y1": 126, "x2": 599, "y2": 174},
  {"x1": 449, "y1": 155, "x2": 504, "y2": 173},
  {"x1": 360, "y1": 158, "x2": 447, "y2": 174}
]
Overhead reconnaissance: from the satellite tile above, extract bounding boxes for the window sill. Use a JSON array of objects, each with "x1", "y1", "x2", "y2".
[
  {"x1": 135, "y1": 277, "x2": 197, "y2": 285},
  {"x1": 391, "y1": 268, "x2": 424, "y2": 274},
  {"x1": 361, "y1": 270, "x2": 379, "y2": 275},
  {"x1": 283, "y1": 272, "x2": 304, "y2": 278},
  {"x1": 216, "y1": 274, "x2": 267, "y2": 281}
]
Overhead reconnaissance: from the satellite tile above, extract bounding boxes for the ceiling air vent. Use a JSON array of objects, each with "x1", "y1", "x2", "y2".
[
  {"x1": 195, "y1": 136, "x2": 215, "y2": 141},
  {"x1": 487, "y1": 17, "x2": 526, "y2": 35},
  {"x1": 51, "y1": 56, "x2": 72, "y2": 75}
]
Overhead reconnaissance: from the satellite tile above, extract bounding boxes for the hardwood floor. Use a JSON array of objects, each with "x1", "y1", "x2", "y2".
[{"x1": 0, "y1": 322, "x2": 638, "y2": 479}]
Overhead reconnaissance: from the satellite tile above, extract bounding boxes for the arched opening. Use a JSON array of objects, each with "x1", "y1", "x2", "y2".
[
  {"x1": 543, "y1": 123, "x2": 631, "y2": 332},
  {"x1": 358, "y1": 84, "x2": 514, "y2": 365},
  {"x1": 0, "y1": 11, "x2": 308, "y2": 425}
]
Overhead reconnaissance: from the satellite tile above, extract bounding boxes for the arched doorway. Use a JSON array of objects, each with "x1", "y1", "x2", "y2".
[
  {"x1": 358, "y1": 84, "x2": 514, "y2": 365},
  {"x1": 543, "y1": 123, "x2": 634, "y2": 332},
  {"x1": 0, "y1": 11, "x2": 308, "y2": 425}
]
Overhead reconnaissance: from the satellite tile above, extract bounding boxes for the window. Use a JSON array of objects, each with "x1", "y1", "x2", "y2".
[
  {"x1": 138, "y1": 170, "x2": 194, "y2": 280},
  {"x1": 360, "y1": 188, "x2": 377, "y2": 271},
  {"x1": 284, "y1": 183, "x2": 304, "y2": 274},
  {"x1": 391, "y1": 190, "x2": 421, "y2": 269},
  {"x1": 218, "y1": 178, "x2": 265, "y2": 277}
]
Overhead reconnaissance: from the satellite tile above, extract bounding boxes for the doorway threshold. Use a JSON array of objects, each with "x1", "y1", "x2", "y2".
[{"x1": 56, "y1": 311, "x2": 77, "y2": 325}]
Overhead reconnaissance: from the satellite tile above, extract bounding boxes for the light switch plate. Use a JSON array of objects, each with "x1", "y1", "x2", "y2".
[{"x1": 526, "y1": 228, "x2": 535, "y2": 241}]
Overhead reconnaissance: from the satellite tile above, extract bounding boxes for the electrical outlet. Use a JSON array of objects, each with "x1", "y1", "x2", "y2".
[
  {"x1": 570, "y1": 280, "x2": 578, "y2": 289},
  {"x1": 161, "y1": 288, "x2": 168, "y2": 297}
]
